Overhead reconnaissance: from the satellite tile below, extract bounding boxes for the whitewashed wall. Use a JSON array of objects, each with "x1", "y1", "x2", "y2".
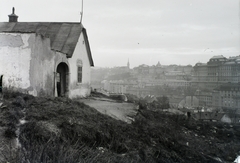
[
  {"x1": 68, "y1": 32, "x2": 91, "y2": 98},
  {"x1": 0, "y1": 33, "x2": 32, "y2": 91},
  {"x1": 29, "y1": 34, "x2": 58, "y2": 96},
  {"x1": 0, "y1": 31, "x2": 92, "y2": 98},
  {"x1": 0, "y1": 33, "x2": 63, "y2": 96}
]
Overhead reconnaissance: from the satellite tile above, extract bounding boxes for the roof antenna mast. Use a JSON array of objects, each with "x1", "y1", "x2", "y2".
[{"x1": 80, "y1": 0, "x2": 83, "y2": 23}]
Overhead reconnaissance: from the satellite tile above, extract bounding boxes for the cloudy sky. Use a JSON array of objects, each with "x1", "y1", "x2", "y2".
[{"x1": 1, "y1": 0, "x2": 239, "y2": 68}]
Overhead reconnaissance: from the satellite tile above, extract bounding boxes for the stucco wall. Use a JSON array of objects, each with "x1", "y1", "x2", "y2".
[
  {"x1": 0, "y1": 33, "x2": 32, "y2": 91},
  {"x1": 0, "y1": 32, "x2": 91, "y2": 98},
  {"x1": 68, "y1": 32, "x2": 91, "y2": 98},
  {"x1": 29, "y1": 34, "x2": 70, "y2": 96},
  {"x1": 29, "y1": 34, "x2": 56, "y2": 96},
  {"x1": 0, "y1": 33, "x2": 68, "y2": 96}
]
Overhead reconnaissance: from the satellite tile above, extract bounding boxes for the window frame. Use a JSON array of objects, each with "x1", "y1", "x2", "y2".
[
  {"x1": 77, "y1": 66, "x2": 83, "y2": 83},
  {"x1": 77, "y1": 59, "x2": 83, "y2": 84}
]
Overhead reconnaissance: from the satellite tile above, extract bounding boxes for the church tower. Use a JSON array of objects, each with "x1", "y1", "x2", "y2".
[
  {"x1": 156, "y1": 61, "x2": 161, "y2": 67},
  {"x1": 127, "y1": 59, "x2": 130, "y2": 69}
]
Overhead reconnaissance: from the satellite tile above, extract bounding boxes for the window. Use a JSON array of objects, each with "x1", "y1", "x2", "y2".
[
  {"x1": 77, "y1": 59, "x2": 83, "y2": 83},
  {"x1": 77, "y1": 66, "x2": 82, "y2": 83}
]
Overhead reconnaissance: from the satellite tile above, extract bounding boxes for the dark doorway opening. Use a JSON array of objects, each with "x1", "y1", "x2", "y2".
[{"x1": 56, "y1": 63, "x2": 69, "y2": 97}]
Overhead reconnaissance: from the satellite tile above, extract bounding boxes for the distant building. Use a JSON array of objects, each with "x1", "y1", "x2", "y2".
[
  {"x1": 192, "y1": 62, "x2": 208, "y2": 87},
  {"x1": 178, "y1": 96, "x2": 199, "y2": 109},
  {"x1": 193, "y1": 112, "x2": 240, "y2": 123},
  {"x1": 192, "y1": 55, "x2": 240, "y2": 111},
  {"x1": 193, "y1": 112, "x2": 225, "y2": 122},
  {"x1": 195, "y1": 90, "x2": 212, "y2": 107},
  {"x1": 212, "y1": 83, "x2": 240, "y2": 111},
  {"x1": 164, "y1": 80, "x2": 191, "y2": 88},
  {"x1": 193, "y1": 55, "x2": 240, "y2": 90}
]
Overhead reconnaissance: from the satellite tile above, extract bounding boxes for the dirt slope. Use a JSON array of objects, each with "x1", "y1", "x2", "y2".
[
  {"x1": 80, "y1": 97, "x2": 137, "y2": 123},
  {"x1": 0, "y1": 92, "x2": 240, "y2": 162}
]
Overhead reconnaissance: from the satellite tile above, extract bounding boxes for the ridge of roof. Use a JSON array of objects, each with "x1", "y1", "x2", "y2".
[{"x1": 210, "y1": 55, "x2": 226, "y2": 59}]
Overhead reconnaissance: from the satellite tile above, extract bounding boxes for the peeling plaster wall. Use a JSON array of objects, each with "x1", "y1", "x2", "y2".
[
  {"x1": 0, "y1": 32, "x2": 91, "y2": 98},
  {"x1": 0, "y1": 33, "x2": 67, "y2": 97},
  {"x1": 29, "y1": 34, "x2": 56, "y2": 96},
  {"x1": 68, "y1": 32, "x2": 91, "y2": 98},
  {"x1": 29, "y1": 34, "x2": 69, "y2": 97},
  {"x1": 0, "y1": 33, "x2": 32, "y2": 91}
]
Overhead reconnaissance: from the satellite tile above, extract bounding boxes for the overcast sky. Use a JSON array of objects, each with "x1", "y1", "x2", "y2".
[{"x1": 1, "y1": 0, "x2": 239, "y2": 68}]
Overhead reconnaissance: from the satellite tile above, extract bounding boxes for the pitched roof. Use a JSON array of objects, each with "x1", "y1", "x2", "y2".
[
  {"x1": 193, "y1": 112, "x2": 225, "y2": 121},
  {"x1": 0, "y1": 22, "x2": 94, "y2": 66},
  {"x1": 211, "y1": 55, "x2": 226, "y2": 59},
  {"x1": 195, "y1": 62, "x2": 207, "y2": 66}
]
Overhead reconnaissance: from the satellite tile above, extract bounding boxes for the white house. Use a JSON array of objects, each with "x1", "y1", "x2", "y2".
[{"x1": 0, "y1": 8, "x2": 94, "y2": 98}]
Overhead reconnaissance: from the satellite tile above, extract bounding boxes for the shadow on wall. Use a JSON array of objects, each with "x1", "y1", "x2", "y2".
[{"x1": 0, "y1": 75, "x2": 3, "y2": 93}]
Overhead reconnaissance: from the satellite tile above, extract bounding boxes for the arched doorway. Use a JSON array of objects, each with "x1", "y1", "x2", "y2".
[{"x1": 56, "y1": 63, "x2": 69, "y2": 97}]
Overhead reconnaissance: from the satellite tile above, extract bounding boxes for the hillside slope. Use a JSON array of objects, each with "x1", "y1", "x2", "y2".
[{"x1": 0, "y1": 92, "x2": 240, "y2": 162}]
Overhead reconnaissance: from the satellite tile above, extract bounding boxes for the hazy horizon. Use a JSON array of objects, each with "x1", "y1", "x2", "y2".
[{"x1": 1, "y1": 0, "x2": 239, "y2": 68}]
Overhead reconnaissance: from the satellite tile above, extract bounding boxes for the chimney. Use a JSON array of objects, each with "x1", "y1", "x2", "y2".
[{"x1": 8, "y1": 7, "x2": 18, "y2": 22}]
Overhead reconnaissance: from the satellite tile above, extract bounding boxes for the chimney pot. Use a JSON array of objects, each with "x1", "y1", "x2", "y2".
[{"x1": 8, "y1": 7, "x2": 18, "y2": 22}]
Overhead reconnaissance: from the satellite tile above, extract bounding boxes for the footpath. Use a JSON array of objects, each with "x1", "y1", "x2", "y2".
[{"x1": 80, "y1": 97, "x2": 138, "y2": 124}]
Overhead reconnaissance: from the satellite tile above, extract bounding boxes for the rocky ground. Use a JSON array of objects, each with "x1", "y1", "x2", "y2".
[{"x1": 0, "y1": 91, "x2": 240, "y2": 162}]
